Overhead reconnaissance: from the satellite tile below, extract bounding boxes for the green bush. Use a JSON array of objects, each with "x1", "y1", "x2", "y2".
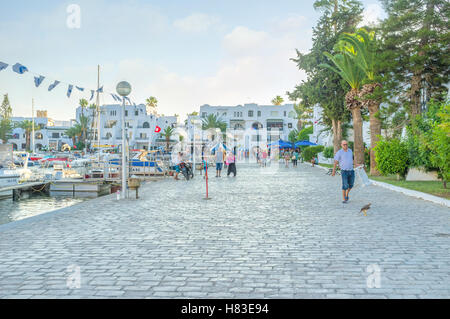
[
  {"x1": 303, "y1": 145, "x2": 324, "y2": 162},
  {"x1": 374, "y1": 138, "x2": 409, "y2": 177},
  {"x1": 297, "y1": 126, "x2": 313, "y2": 141},
  {"x1": 323, "y1": 146, "x2": 334, "y2": 159}
]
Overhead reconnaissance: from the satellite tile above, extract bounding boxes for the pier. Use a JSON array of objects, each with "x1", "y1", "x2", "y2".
[{"x1": 0, "y1": 182, "x2": 50, "y2": 201}]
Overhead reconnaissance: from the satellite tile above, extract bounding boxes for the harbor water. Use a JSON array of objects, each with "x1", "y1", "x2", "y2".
[{"x1": 0, "y1": 194, "x2": 90, "y2": 226}]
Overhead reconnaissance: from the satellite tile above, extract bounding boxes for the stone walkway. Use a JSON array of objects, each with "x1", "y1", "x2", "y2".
[{"x1": 0, "y1": 163, "x2": 449, "y2": 299}]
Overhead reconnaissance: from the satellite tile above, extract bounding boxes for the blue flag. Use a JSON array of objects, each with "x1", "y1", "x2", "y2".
[
  {"x1": 76, "y1": 86, "x2": 84, "y2": 92},
  {"x1": 48, "y1": 80, "x2": 60, "y2": 91},
  {"x1": 0, "y1": 62, "x2": 8, "y2": 71},
  {"x1": 115, "y1": 94, "x2": 122, "y2": 102},
  {"x1": 111, "y1": 94, "x2": 118, "y2": 101},
  {"x1": 34, "y1": 75, "x2": 45, "y2": 87},
  {"x1": 90, "y1": 90, "x2": 95, "y2": 101},
  {"x1": 97, "y1": 86, "x2": 103, "y2": 93},
  {"x1": 67, "y1": 85, "x2": 74, "y2": 98},
  {"x1": 12, "y1": 63, "x2": 28, "y2": 74}
]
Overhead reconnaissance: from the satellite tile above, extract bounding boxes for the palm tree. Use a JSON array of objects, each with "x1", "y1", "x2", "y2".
[
  {"x1": 321, "y1": 43, "x2": 366, "y2": 166},
  {"x1": 77, "y1": 115, "x2": 90, "y2": 148},
  {"x1": 79, "y1": 98, "x2": 88, "y2": 118},
  {"x1": 161, "y1": 126, "x2": 174, "y2": 151},
  {"x1": 271, "y1": 96, "x2": 284, "y2": 106},
  {"x1": 340, "y1": 28, "x2": 382, "y2": 175},
  {"x1": 16, "y1": 120, "x2": 35, "y2": 151},
  {"x1": 66, "y1": 125, "x2": 82, "y2": 146},
  {"x1": 145, "y1": 96, "x2": 158, "y2": 115},
  {"x1": 202, "y1": 114, "x2": 227, "y2": 132},
  {"x1": 202, "y1": 114, "x2": 227, "y2": 141}
]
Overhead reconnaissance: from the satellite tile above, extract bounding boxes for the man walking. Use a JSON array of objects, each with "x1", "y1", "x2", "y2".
[
  {"x1": 215, "y1": 146, "x2": 225, "y2": 177},
  {"x1": 332, "y1": 140, "x2": 355, "y2": 203}
]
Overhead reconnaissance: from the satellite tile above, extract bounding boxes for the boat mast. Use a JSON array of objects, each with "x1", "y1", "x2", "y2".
[
  {"x1": 31, "y1": 98, "x2": 35, "y2": 154},
  {"x1": 96, "y1": 65, "x2": 101, "y2": 162}
]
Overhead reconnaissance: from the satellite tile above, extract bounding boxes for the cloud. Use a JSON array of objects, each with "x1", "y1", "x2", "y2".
[
  {"x1": 360, "y1": 3, "x2": 385, "y2": 27},
  {"x1": 173, "y1": 13, "x2": 221, "y2": 33}
]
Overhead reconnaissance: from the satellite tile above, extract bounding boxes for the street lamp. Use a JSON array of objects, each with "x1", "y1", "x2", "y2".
[{"x1": 116, "y1": 81, "x2": 132, "y2": 199}]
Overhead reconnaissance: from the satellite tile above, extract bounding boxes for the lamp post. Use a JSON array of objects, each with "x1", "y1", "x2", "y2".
[{"x1": 116, "y1": 81, "x2": 132, "y2": 199}]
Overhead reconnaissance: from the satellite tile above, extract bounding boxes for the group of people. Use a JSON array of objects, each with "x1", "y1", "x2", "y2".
[
  {"x1": 212, "y1": 147, "x2": 237, "y2": 178},
  {"x1": 280, "y1": 149, "x2": 302, "y2": 168}
]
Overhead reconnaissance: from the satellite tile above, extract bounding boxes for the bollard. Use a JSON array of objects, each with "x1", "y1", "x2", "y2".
[{"x1": 116, "y1": 190, "x2": 120, "y2": 200}]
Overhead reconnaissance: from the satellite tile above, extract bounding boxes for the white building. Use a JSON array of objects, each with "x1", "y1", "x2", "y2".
[
  {"x1": 197, "y1": 103, "x2": 298, "y2": 144},
  {"x1": 76, "y1": 104, "x2": 178, "y2": 150},
  {"x1": 8, "y1": 116, "x2": 74, "y2": 151}
]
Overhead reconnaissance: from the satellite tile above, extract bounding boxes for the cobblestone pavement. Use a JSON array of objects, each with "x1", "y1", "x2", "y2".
[{"x1": 0, "y1": 163, "x2": 449, "y2": 299}]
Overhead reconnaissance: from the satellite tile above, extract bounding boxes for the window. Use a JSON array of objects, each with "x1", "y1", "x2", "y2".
[
  {"x1": 257, "y1": 111, "x2": 261, "y2": 117},
  {"x1": 202, "y1": 112, "x2": 207, "y2": 118},
  {"x1": 52, "y1": 133, "x2": 60, "y2": 138},
  {"x1": 248, "y1": 111, "x2": 254, "y2": 117},
  {"x1": 284, "y1": 111, "x2": 287, "y2": 117},
  {"x1": 288, "y1": 123, "x2": 293, "y2": 128},
  {"x1": 110, "y1": 110, "x2": 117, "y2": 116},
  {"x1": 143, "y1": 122, "x2": 150, "y2": 129},
  {"x1": 125, "y1": 110, "x2": 128, "y2": 117},
  {"x1": 223, "y1": 112, "x2": 227, "y2": 116},
  {"x1": 106, "y1": 133, "x2": 112, "y2": 139},
  {"x1": 270, "y1": 111, "x2": 279, "y2": 116},
  {"x1": 135, "y1": 111, "x2": 139, "y2": 116},
  {"x1": 140, "y1": 133, "x2": 147, "y2": 139}
]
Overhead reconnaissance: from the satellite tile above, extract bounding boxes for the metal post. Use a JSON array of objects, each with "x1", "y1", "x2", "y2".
[
  {"x1": 121, "y1": 99, "x2": 127, "y2": 199},
  {"x1": 31, "y1": 98, "x2": 35, "y2": 154}
]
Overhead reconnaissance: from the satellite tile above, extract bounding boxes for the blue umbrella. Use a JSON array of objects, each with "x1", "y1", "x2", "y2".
[{"x1": 295, "y1": 140, "x2": 318, "y2": 147}]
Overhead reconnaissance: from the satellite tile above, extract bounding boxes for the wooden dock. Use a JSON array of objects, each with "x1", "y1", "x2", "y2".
[{"x1": 0, "y1": 181, "x2": 50, "y2": 201}]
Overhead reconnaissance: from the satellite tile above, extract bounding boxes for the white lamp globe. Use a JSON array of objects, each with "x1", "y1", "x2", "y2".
[{"x1": 116, "y1": 81, "x2": 132, "y2": 97}]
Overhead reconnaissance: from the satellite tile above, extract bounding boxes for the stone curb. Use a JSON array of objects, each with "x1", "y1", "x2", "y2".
[{"x1": 315, "y1": 164, "x2": 450, "y2": 208}]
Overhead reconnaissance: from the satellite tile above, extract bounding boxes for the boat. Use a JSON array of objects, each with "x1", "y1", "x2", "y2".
[{"x1": 108, "y1": 150, "x2": 166, "y2": 175}]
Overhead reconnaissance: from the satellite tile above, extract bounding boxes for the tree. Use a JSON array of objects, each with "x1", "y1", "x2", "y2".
[
  {"x1": 77, "y1": 115, "x2": 90, "y2": 148},
  {"x1": 16, "y1": 120, "x2": 35, "y2": 151},
  {"x1": 288, "y1": 129, "x2": 299, "y2": 143},
  {"x1": 146, "y1": 97, "x2": 158, "y2": 115},
  {"x1": 0, "y1": 94, "x2": 13, "y2": 144},
  {"x1": 79, "y1": 98, "x2": 88, "y2": 117},
  {"x1": 378, "y1": 0, "x2": 449, "y2": 120},
  {"x1": 289, "y1": 0, "x2": 363, "y2": 153},
  {"x1": 201, "y1": 114, "x2": 227, "y2": 132},
  {"x1": 321, "y1": 42, "x2": 367, "y2": 165},
  {"x1": 161, "y1": 126, "x2": 174, "y2": 151},
  {"x1": 66, "y1": 125, "x2": 82, "y2": 146},
  {"x1": 271, "y1": 96, "x2": 284, "y2": 106},
  {"x1": 339, "y1": 28, "x2": 383, "y2": 175},
  {"x1": 1, "y1": 94, "x2": 12, "y2": 119}
]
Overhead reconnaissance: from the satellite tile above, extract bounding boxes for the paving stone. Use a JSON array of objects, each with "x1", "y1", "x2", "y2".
[{"x1": 0, "y1": 164, "x2": 449, "y2": 299}]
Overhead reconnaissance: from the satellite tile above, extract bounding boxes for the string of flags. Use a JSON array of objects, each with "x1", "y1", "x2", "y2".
[{"x1": 0, "y1": 60, "x2": 137, "y2": 106}]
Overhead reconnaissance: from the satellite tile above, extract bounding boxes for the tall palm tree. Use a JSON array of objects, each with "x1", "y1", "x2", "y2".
[
  {"x1": 145, "y1": 96, "x2": 158, "y2": 115},
  {"x1": 79, "y1": 98, "x2": 88, "y2": 118},
  {"x1": 340, "y1": 28, "x2": 381, "y2": 175},
  {"x1": 321, "y1": 44, "x2": 366, "y2": 165},
  {"x1": 161, "y1": 126, "x2": 174, "y2": 151},
  {"x1": 77, "y1": 115, "x2": 90, "y2": 148},
  {"x1": 271, "y1": 96, "x2": 284, "y2": 106}
]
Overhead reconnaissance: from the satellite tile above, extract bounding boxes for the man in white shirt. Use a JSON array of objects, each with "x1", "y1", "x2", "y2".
[{"x1": 332, "y1": 140, "x2": 355, "y2": 203}]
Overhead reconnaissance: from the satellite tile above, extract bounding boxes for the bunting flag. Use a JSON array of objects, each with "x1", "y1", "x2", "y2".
[
  {"x1": 155, "y1": 126, "x2": 161, "y2": 133},
  {"x1": 75, "y1": 86, "x2": 84, "y2": 92},
  {"x1": 48, "y1": 80, "x2": 60, "y2": 91},
  {"x1": 115, "y1": 94, "x2": 122, "y2": 102},
  {"x1": 111, "y1": 93, "x2": 118, "y2": 101},
  {"x1": 34, "y1": 75, "x2": 45, "y2": 88},
  {"x1": 97, "y1": 86, "x2": 103, "y2": 93},
  {"x1": 0, "y1": 62, "x2": 8, "y2": 71},
  {"x1": 67, "y1": 85, "x2": 74, "y2": 98},
  {"x1": 12, "y1": 63, "x2": 28, "y2": 74},
  {"x1": 89, "y1": 90, "x2": 95, "y2": 101},
  {"x1": 124, "y1": 96, "x2": 131, "y2": 104}
]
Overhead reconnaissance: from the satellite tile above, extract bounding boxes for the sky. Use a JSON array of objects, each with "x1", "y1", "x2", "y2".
[{"x1": 0, "y1": 0, "x2": 385, "y2": 121}]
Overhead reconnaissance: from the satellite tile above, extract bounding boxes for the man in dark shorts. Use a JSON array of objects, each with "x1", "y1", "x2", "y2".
[{"x1": 332, "y1": 140, "x2": 355, "y2": 203}]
